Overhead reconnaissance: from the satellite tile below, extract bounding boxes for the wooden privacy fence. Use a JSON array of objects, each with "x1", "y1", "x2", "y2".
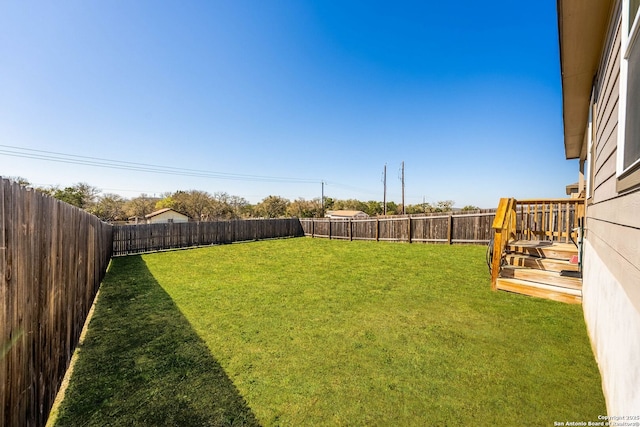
[
  {"x1": 112, "y1": 218, "x2": 304, "y2": 256},
  {"x1": 299, "y1": 211, "x2": 496, "y2": 245},
  {"x1": 0, "y1": 178, "x2": 113, "y2": 427}
]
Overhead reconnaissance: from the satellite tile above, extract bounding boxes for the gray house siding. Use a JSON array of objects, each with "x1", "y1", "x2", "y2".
[
  {"x1": 589, "y1": 9, "x2": 640, "y2": 310},
  {"x1": 579, "y1": 1, "x2": 640, "y2": 414}
]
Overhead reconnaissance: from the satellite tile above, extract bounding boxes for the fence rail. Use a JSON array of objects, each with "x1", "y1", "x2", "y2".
[
  {"x1": 299, "y1": 211, "x2": 496, "y2": 245},
  {"x1": 0, "y1": 178, "x2": 113, "y2": 427},
  {"x1": 112, "y1": 218, "x2": 304, "y2": 256}
]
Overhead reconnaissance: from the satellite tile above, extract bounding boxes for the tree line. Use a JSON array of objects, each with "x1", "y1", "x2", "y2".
[{"x1": 8, "y1": 177, "x2": 479, "y2": 222}]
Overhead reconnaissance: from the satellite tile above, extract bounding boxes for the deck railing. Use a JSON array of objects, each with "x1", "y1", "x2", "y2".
[
  {"x1": 512, "y1": 199, "x2": 585, "y2": 243},
  {"x1": 490, "y1": 198, "x2": 585, "y2": 290}
]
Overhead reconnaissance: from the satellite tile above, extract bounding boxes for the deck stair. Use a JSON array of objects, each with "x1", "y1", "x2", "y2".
[{"x1": 496, "y1": 240, "x2": 582, "y2": 304}]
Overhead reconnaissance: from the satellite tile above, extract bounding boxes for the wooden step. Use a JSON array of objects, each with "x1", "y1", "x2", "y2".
[
  {"x1": 496, "y1": 277, "x2": 582, "y2": 304},
  {"x1": 504, "y1": 254, "x2": 579, "y2": 272},
  {"x1": 506, "y1": 241, "x2": 578, "y2": 261},
  {"x1": 499, "y1": 266, "x2": 582, "y2": 289}
]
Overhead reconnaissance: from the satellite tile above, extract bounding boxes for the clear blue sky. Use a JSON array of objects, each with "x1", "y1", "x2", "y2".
[{"x1": 0, "y1": 1, "x2": 576, "y2": 208}]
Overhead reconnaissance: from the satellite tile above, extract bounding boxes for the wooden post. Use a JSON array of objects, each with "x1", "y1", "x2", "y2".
[
  {"x1": 376, "y1": 217, "x2": 379, "y2": 241},
  {"x1": 328, "y1": 219, "x2": 332, "y2": 240},
  {"x1": 407, "y1": 216, "x2": 412, "y2": 243},
  {"x1": 311, "y1": 219, "x2": 315, "y2": 238},
  {"x1": 490, "y1": 231, "x2": 502, "y2": 291},
  {"x1": 349, "y1": 219, "x2": 353, "y2": 241},
  {"x1": 447, "y1": 214, "x2": 453, "y2": 244}
]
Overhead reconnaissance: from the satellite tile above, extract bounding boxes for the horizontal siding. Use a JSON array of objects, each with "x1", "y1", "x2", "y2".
[
  {"x1": 586, "y1": 9, "x2": 640, "y2": 310},
  {"x1": 592, "y1": 148, "x2": 617, "y2": 200},
  {"x1": 593, "y1": 19, "x2": 621, "y2": 205},
  {"x1": 588, "y1": 193, "x2": 640, "y2": 235},
  {"x1": 595, "y1": 146, "x2": 617, "y2": 181},
  {"x1": 593, "y1": 173, "x2": 618, "y2": 203},
  {"x1": 595, "y1": 20, "x2": 620, "y2": 149},
  {"x1": 594, "y1": 99, "x2": 618, "y2": 169},
  {"x1": 587, "y1": 217, "x2": 640, "y2": 270}
]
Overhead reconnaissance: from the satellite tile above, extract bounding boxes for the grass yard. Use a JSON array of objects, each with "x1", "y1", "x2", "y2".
[{"x1": 52, "y1": 238, "x2": 605, "y2": 426}]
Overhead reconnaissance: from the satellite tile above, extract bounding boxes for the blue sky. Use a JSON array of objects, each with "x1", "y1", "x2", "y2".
[{"x1": 0, "y1": 1, "x2": 576, "y2": 208}]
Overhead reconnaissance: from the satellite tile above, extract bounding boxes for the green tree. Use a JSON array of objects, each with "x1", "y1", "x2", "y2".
[
  {"x1": 155, "y1": 193, "x2": 175, "y2": 210},
  {"x1": 461, "y1": 205, "x2": 480, "y2": 211},
  {"x1": 364, "y1": 200, "x2": 383, "y2": 216},
  {"x1": 434, "y1": 200, "x2": 455, "y2": 212},
  {"x1": 333, "y1": 199, "x2": 367, "y2": 212},
  {"x1": 51, "y1": 186, "x2": 85, "y2": 208},
  {"x1": 322, "y1": 197, "x2": 335, "y2": 212},
  {"x1": 48, "y1": 182, "x2": 100, "y2": 209},
  {"x1": 255, "y1": 195, "x2": 290, "y2": 218},
  {"x1": 287, "y1": 198, "x2": 322, "y2": 218},
  {"x1": 385, "y1": 201, "x2": 399, "y2": 215},
  {"x1": 405, "y1": 204, "x2": 426, "y2": 215}
]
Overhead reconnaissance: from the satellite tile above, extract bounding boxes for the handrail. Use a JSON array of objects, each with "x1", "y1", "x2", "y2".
[
  {"x1": 490, "y1": 198, "x2": 515, "y2": 290},
  {"x1": 489, "y1": 197, "x2": 585, "y2": 291}
]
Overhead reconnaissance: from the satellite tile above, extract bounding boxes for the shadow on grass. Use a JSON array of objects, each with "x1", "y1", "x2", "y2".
[{"x1": 54, "y1": 256, "x2": 259, "y2": 427}]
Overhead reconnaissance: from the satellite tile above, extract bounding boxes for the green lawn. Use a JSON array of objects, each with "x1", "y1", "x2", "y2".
[{"x1": 52, "y1": 238, "x2": 605, "y2": 426}]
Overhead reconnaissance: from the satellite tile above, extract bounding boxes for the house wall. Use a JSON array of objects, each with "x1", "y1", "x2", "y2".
[
  {"x1": 147, "y1": 211, "x2": 189, "y2": 224},
  {"x1": 583, "y1": 3, "x2": 640, "y2": 414},
  {"x1": 582, "y1": 241, "x2": 640, "y2": 414}
]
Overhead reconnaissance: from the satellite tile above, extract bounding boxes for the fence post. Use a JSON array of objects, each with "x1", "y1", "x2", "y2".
[
  {"x1": 328, "y1": 219, "x2": 332, "y2": 240},
  {"x1": 407, "y1": 216, "x2": 412, "y2": 243},
  {"x1": 376, "y1": 218, "x2": 379, "y2": 241},
  {"x1": 311, "y1": 219, "x2": 315, "y2": 238},
  {"x1": 447, "y1": 214, "x2": 453, "y2": 244},
  {"x1": 349, "y1": 219, "x2": 353, "y2": 241}
]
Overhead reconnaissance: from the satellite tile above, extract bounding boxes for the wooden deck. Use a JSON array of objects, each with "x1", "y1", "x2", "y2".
[{"x1": 495, "y1": 240, "x2": 582, "y2": 304}]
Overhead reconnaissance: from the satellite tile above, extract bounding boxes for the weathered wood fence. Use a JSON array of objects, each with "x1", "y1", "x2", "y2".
[
  {"x1": 0, "y1": 178, "x2": 113, "y2": 427},
  {"x1": 299, "y1": 210, "x2": 496, "y2": 244},
  {"x1": 112, "y1": 218, "x2": 304, "y2": 256}
]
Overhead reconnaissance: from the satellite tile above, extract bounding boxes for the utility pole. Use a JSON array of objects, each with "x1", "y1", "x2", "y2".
[
  {"x1": 383, "y1": 164, "x2": 387, "y2": 216},
  {"x1": 321, "y1": 181, "x2": 325, "y2": 217},
  {"x1": 401, "y1": 161, "x2": 405, "y2": 215}
]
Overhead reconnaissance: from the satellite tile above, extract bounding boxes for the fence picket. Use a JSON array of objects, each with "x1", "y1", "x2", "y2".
[{"x1": 0, "y1": 178, "x2": 113, "y2": 427}]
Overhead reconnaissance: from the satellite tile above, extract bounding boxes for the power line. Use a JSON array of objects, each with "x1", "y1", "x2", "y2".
[
  {"x1": 2, "y1": 144, "x2": 387, "y2": 200},
  {"x1": 0, "y1": 144, "x2": 320, "y2": 184},
  {"x1": 324, "y1": 181, "x2": 379, "y2": 197}
]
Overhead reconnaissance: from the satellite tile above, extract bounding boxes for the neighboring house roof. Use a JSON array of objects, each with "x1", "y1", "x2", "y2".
[
  {"x1": 565, "y1": 182, "x2": 579, "y2": 195},
  {"x1": 325, "y1": 210, "x2": 369, "y2": 218},
  {"x1": 557, "y1": 0, "x2": 615, "y2": 159},
  {"x1": 145, "y1": 208, "x2": 189, "y2": 219}
]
